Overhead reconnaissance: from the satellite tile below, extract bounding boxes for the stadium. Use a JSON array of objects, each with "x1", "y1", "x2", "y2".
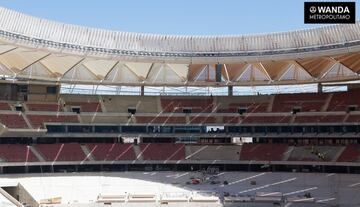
[{"x1": 0, "y1": 4, "x2": 359, "y2": 207}]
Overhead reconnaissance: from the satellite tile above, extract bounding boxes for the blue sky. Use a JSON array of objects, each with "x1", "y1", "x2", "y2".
[{"x1": 0, "y1": 0, "x2": 359, "y2": 35}]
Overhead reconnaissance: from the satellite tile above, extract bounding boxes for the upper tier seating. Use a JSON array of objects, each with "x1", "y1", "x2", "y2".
[
  {"x1": 139, "y1": 143, "x2": 185, "y2": 160},
  {"x1": 240, "y1": 144, "x2": 289, "y2": 161},
  {"x1": 337, "y1": 144, "x2": 360, "y2": 162},
  {"x1": 161, "y1": 98, "x2": 214, "y2": 113},
  {"x1": 0, "y1": 102, "x2": 11, "y2": 110},
  {"x1": 345, "y1": 115, "x2": 360, "y2": 123},
  {"x1": 189, "y1": 116, "x2": 216, "y2": 124},
  {"x1": 216, "y1": 95, "x2": 271, "y2": 113},
  {"x1": 0, "y1": 114, "x2": 28, "y2": 128},
  {"x1": 35, "y1": 143, "x2": 86, "y2": 161},
  {"x1": 26, "y1": 103, "x2": 61, "y2": 111},
  {"x1": 218, "y1": 103, "x2": 268, "y2": 113},
  {"x1": 223, "y1": 116, "x2": 240, "y2": 124},
  {"x1": 67, "y1": 102, "x2": 102, "y2": 112},
  {"x1": 80, "y1": 115, "x2": 130, "y2": 124},
  {"x1": 0, "y1": 145, "x2": 37, "y2": 162},
  {"x1": 294, "y1": 115, "x2": 344, "y2": 123},
  {"x1": 27, "y1": 114, "x2": 79, "y2": 129},
  {"x1": 185, "y1": 145, "x2": 240, "y2": 160},
  {"x1": 136, "y1": 116, "x2": 186, "y2": 124},
  {"x1": 328, "y1": 89, "x2": 360, "y2": 111},
  {"x1": 272, "y1": 93, "x2": 328, "y2": 112},
  {"x1": 86, "y1": 143, "x2": 136, "y2": 161},
  {"x1": 242, "y1": 116, "x2": 291, "y2": 124},
  {"x1": 102, "y1": 96, "x2": 159, "y2": 113}
]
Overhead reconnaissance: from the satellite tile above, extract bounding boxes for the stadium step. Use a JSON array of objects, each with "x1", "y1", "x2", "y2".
[
  {"x1": 133, "y1": 145, "x2": 143, "y2": 160},
  {"x1": 0, "y1": 187, "x2": 23, "y2": 207},
  {"x1": 99, "y1": 95, "x2": 107, "y2": 113},
  {"x1": 333, "y1": 146, "x2": 346, "y2": 162},
  {"x1": 267, "y1": 95, "x2": 275, "y2": 112},
  {"x1": 343, "y1": 113, "x2": 350, "y2": 122},
  {"x1": 29, "y1": 146, "x2": 45, "y2": 162},
  {"x1": 80, "y1": 145, "x2": 95, "y2": 161},
  {"x1": 156, "y1": 96, "x2": 162, "y2": 113},
  {"x1": 22, "y1": 113, "x2": 33, "y2": 129},
  {"x1": 282, "y1": 146, "x2": 294, "y2": 161},
  {"x1": 322, "y1": 93, "x2": 333, "y2": 111}
]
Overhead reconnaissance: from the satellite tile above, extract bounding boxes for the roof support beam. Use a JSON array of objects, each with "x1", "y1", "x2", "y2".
[{"x1": 0, "y1": 46, "x2": 17, "y2": 56}]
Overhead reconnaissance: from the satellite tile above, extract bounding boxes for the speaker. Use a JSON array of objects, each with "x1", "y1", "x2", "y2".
[
  {"x1": 183, "y1": 108, "x2": 192, "y2": 114},
  {"x1": 128, "y1": 108, "x2": 136, "y2": 114},
  {"x1": 347, "y1": 105, "x2": 357, "y2": 113},
  {"x1": 215, "y1": 64, "x2": 222, "y2": 82},
  {"x1": 237, "y1": 107, "x2": 247, "y2": 115},
  {"x1": 292, "y1": 107, "x2": 301, "y2": 114}
]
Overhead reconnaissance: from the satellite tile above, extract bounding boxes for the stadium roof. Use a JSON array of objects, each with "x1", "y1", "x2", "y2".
[{"x1": 0, "y1": 7, "x2": 360, "y2": 86}]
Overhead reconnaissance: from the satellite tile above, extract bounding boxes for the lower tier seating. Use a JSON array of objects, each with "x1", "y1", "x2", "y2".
[
  {"x1": 240, "y1": 144, "x2": 289, "y2": 161},
  {"x1": 86, "y1": 143, "x2": 136, "y2": 161},
  {"x1": 185, "y1": 145, "x2": 241, "y2": 160},
  {"x1": 337, "y1": 145, "x2": 360, "y2": 162},
  {"x1": 0, "y1": 143, "x2": 357, "y2": 163},
  {"x1": 35, "y1": 143, "x2": 86, "y2": 161},
  {"x1": 288, "y1": 146, "x2": 342, "y2": 162}
]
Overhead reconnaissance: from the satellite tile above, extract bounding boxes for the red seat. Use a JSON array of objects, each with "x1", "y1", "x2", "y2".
[
  {"x1": 294, "y1": 115, "x2": 344, "y2": 123},
  {"x1": 189, "y1": 116, "x2": 216, "y2": 124},
  {"x1": 136, "y1": 116, "x2": 186, "y2": 124},
  {"x1": 0, "y1": 145, "x2": 37, "y2": 162},
  {"x1": 139, "y1": 143, "x2": 185, "y2": 160},
  {"x1": 345, "y1": 115, "x2": 360, "y2": 123},
  {"x1": 0, "y1": 114, "x2": 28, "y2": 128},
  {"x1": 337, "y1": 145, "x2": 360, "y2": 162},
  {"x1": 35, "y1": 143, "x2": 86, "y2": 161},
  {"x1": 27, "y1": 103, "x2": 61, "y2": 111},
  {"x1": 240, "y1": 144, "x2": 288, "y2": 161},
  {"x1": 27, "y1": 115, "x2": 79, "y2": 128},
  {"x1": 0, "y1": 102, "x2": 11, "y2": 110},
  {"x1": 67, "y1": 102, "x2": 102, "y2": 112},
  {"x1": 272, "y1": 93, "x2": 327, "y2": 112},
  {"x1": 242, "y1": 116, "x2": 291, "y2": 124},
  {"x1": 161, "y1": 98, "x2": 214, "y2": 113},
  {"x1": 328, "y1": 89, "x2": 360, "y2": 111},
  {"x1": 86, "y1": 143, "x2": 136, "y2": 161}
]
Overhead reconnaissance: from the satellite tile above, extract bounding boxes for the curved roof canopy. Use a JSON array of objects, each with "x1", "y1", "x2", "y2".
[{"x1": 0, "y1": 7, "x2": 360, "y2": 86}]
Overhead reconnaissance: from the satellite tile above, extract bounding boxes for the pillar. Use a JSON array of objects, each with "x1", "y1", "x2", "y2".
[
  {"x1": 228, "y1": 86, "x2": 233, "y2": 96},
  {"x1": 141, "y1": 86, "x2": 145, "y2": 96},
  {"x1": 318, "y1": 83, "x2": 322, "y2": 93}
]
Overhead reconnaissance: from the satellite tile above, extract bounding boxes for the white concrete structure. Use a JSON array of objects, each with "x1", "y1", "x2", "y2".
[
  {"x1": 0, "y1": 7, "x2": 360, "y2": 86},
  {"x1": 0, "y1": 171, "x2": 359, "y2": 206}
]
